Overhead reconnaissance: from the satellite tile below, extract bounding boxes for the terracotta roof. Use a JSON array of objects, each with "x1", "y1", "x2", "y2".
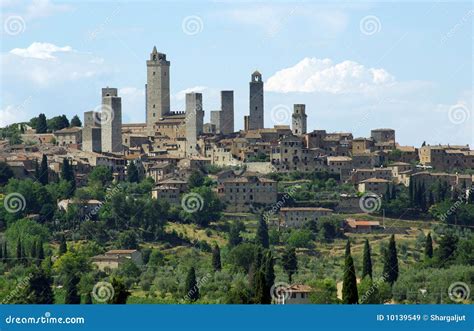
[
  {"x1": 360, "y1": 178, "x2": 390, "y2": 183},
  {"x1": 280, "y1": 207, "x2": 333, "y2": 212},
  {"x1": 106, "y1": 249, "x2": 138, "y2": 255}
]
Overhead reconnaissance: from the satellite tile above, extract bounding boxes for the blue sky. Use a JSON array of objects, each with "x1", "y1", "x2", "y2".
[{"x1": 1, "y1": 0, "x2": 472, "y2": 146}]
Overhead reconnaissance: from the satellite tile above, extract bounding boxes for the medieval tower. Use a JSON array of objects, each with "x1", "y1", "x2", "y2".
[
  {"x1": 248, "y1": 71, "x2": 264, "y2": 131},
  {"x1": 185, "y1": 92, "x2": 204, "y2": 156},
  {"x1": 101, "y1": 87, "x2": 122, "y2": 153},
  {"x1": 210, "y1": 90, "x2": 234, "y2": 135},
  {"x1": 146, "y1": 46, "x2": 170, "y2": 135},
  {"x1": 292, "y1": 104, "x2": 307, "y2": 135}
]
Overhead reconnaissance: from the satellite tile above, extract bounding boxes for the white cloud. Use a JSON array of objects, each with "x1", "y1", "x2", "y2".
[
  {"x1": 25, "y1": 0, "x2": 72, "y2": 20},
  {"x1": 10, "y1": 42, "x2": 73, "y2": 60},
  {"x1": 173, "y1": 86, "x2": 210, "y2": 101},
  {"x1": 3, "y1": 42, "x2": 106, "y2": 86},
  {"x1": 0, "y1": 105, "x2": 28, "y2": 127},
  {"x1": 265, "y1": 57, "x2": 395, "y2": 94}
]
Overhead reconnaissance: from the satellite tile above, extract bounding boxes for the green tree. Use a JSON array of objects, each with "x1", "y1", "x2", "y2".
[
  {"x1": 37, "y1": 241, "x2": 45, "y2": 264},
  {"x1": 281, "y1": 247, "x2": 297, "y2": 282},
  {"x1": 358, "y1": 276, "x2": 381, "y2": 304},
  {"x1": 383, "y1": 235, "x2": 399, "y2": 285},
  {"x1": 64, "y1": 274, "x2": 81, "y2": 304},
  {"x1": 61, "y1": 159, "x2": 75, "y2": 195},
  {"x1": 117, "y1": 231, "x2": 138, "y2": 250},
  {"x1": 2, "y1": 241, "x2": 8, "y2": 263},
  {"x1": 434, "y1": 232, "x2": 458, "y2": 267},
  {"x1": 256, "y1": 215, "x2": 269, "y2": 248},
  {"x1": 26, "y1": 268, "x2": 54, "y2": 304},
  {"x1": 181, "y1": 187, "x2": 223, "y2": 227},
  {"x1": 36, "y1": 113, "x2": 48, "y2": 133},
  {"x1": 39, "y1": 154, "x2": 48, "y2": 185},
  {"x1": 88, "y1": 166, "x2": 113, "y2": 185},
  {"x1": 228, "y1": 221, "x2": 244, "y2": 248},
  {"x1": 425, "y1": 232, "x2": 433, "y2": 259},
  {"x1": 184, "y1": 267, "x2": 199, "y2": 302},
  {"x1": 309, "y1": 279, "x2": 339, "y2": 304},
  {"x1": 362, "y1": 239, "x2": 373, "y2": 279},
  {"x1": 59, "y1": 235, "x2": 67, "y2": 255},
  {"x1": 16, "y1": 238, "x2": 22, "y2": 262},
  {"x1": 84, "y1": 292, "x2": 93, "y2": 304},
  {"x1": 109, "y1": 278, "x2": 130, "y2": 304},
  {"x1": 127, "y1": 162, "x2": 139, "y2": 183},
  {"x1": 262, "y1": 250, "x2": 275, "y2": 304},
  {"x1": 212, "y1": 244, "x2": 222, "y2": 271},
  {"x1": 188, "y1": 170, "x2": 204, "y2": 188},
  {"x1": 342, "y1": 241, "x2": 358, "y2": 304},
  {"x1": 0, "y1": 161, "x2": 14, "y2": 185},
  {"x1": 70, "y1": 115, "x2": 82, "y2": 127}
]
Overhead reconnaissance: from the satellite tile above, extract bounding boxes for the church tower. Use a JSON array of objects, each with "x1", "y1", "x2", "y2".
[
  {"x1": 249, "y1": 71, "x2": 264, "y2": 130},
  {"x1": 146, "y1": 46, "x2": 170, "y2": 135},
  {"x1": 292, "y1": 104, "x2": 307, "y2": 135}
]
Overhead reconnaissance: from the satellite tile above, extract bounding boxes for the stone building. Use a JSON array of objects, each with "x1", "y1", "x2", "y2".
[
  {"x1": 246, "y1": 71, "x2": 264, "y2": 131},
  {"x1": 101, "y1": 87, "x2": 122, "y2": 153},
  {"x1": 357, "y1": 178, "x2": 391, "y2": 195},
  {"x1": 371, "y1": 128, "x2": 395, "y2": 143},
  {"x1": 210, "y1": 91, "x2": 234, "y2": 135},
  {"x1": 151, "y1": 186, "x2": 180, "y2": 205},
  {"x1": 419, "y1": 144, "x2": 473, "y2": 170},
  {"x1": 218, "y1": 176, "x2": 277, "y2": 205},
  {"x1": 279, "y1": 207, "x2": 333, "y2": 228},
  {"x1": 292, "y1": 104, "x2": 307, "y2": 135},
  {"x1": 82, "y1": 111, "x2": 101, "y2": 153},
  {"x1": 54, "y1": 127, "x2": 82, "y2": 147},
  {"x1": 185, "y1": 92, "x2": 204, "y2": 157}
]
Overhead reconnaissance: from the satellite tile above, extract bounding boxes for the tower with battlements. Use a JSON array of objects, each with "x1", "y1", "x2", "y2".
[
  {"x1": 292, "y1": 104, "x2": 307, "y2": 135},
  {"x1": 146, "y1": 46, "x2": 170, "y2": 135},
  {"x1": 248, "y1": 71, "x2": 264, "y2": 131}
]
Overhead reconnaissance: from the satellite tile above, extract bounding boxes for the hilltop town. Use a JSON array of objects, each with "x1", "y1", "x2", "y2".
[{"x1": 0, "y1": 47, "x2": 472, "y2": 305}]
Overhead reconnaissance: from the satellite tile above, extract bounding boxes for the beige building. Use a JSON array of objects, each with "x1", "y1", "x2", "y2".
[
  {"x1": 151, "y1": 186, "x2": 180, "y2": 205},
  {"x1": 91, "y1": 249, "x2": 142, "y2": 271},
  {"x1": 54, "y1": 127, "x2": 82, "y2": 147},
  {"x1": 279, "y1": 207, "x2": 333, "y2": 228},
  {"x1": 350, "y1": 168, "x2": 392, "y2": 184},
  {"x1": 218, "y1": 176, "x2": 277, "y2": 205},
  {"x1": 419, "y1": 145, "x2": 473, "y2": 170},
  {"x1": 357, "y1": 178, "x2": 391, "y2": 195}
]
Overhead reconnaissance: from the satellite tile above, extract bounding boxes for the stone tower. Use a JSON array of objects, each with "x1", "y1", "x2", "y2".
[
  {"x1": 292, "y1": 104, "x2": 307, "y2": 135},
  {"x1": 101, "y1": 87, "x2": 122, "y2": 153},
  {"x1": 185, "y1": 93, "x2": 204, "y2": 156},
  {"x1": 249, "y1": 71, "x2": 264, "y2": 130},
  {"x1": 82, "y1": 110, "x2": 101, "y2": 152},
  {"x1": 146, "y1": 46, "x2": 170, "y2": 135},
  {"x1": 220, "y1": 90, "x2": 234, "y2": 135}
]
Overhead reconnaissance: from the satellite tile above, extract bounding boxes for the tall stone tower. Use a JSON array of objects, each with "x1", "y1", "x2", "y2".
[
  {"x1": 292, "y1": 104, "x2": 307, "y2": 135},
  {"x1": 146, "y1": 46, "x2": 170, "y2": 135},
  {"x1": 101, "y1": 87, "x2": 122, "y2": 153},
  {"x1": 185, "y1": 93, "x2": 204, "y2": 156},
  {"x1": 249, "y1": 71, "x2": 264, "y2": 130},
  {"x1": 82, "y1": 110, "x2": 101, "y2": 152},
  {"x1": 220, "y1": 90, "x2": 234, "y2": 135}
]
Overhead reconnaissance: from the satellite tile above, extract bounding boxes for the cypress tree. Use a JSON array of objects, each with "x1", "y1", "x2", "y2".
[
  {"x1": 342, "y1": 242, "x2": 358, "y2": 304},
  {"x1": 34, "y1": 159, "x2": 40, "y2": 181},
  {"x1": 282, "y1": 247, "x2": 297, "y2": 283},
  {"x1": 36, "y1": 114, "x2": 48, "y2": 134},
  {"x1": 249, "y1": 247, "x2": 263, "y2": 291},
  {"x1": 184, "y1": 267, "x2": 199, "y2": 302},
  {"x1": 391, "y1": 185, "x2": 397, "y2": 200},
  {"x1": 31, "y1": 240, "x2": 37, "y2": 261},
  {"x1": 0, "y1": 244, "x2": 3, "y2": 261},
  {"x1": 256, "y1": 215, "x2": 269, "y2": 248},
  {"x1": 64, "y1": 274, "x2": 81, "y2": 304},
  {"x1": 362, "y1": 239, "x2": 373, "y2": 279},
  {"x1": 110, "y1": 278, "x2": 131, "y2": 304},
  {"x1": 383, "y1": 235, "x2": 399, "y2": 285},
  {"x1": 127, "y1": 162, "x2": 139, "y2": 183},
  {"x1": 37, "y1": 241, "x2": 44, "y2": 260},
  {"x1": 39, "y1": 154, "x2": 48, "y2": 185},
  {"x1": 252, "y1": 269, "x2": 266, "y2": 304},
  {"x1": 16, "y1": 238, "x2": 22, "y2": 262},
  {"x1": 424, "y1": 232, "x2": 433, "y2": 259},
  {"x1": 345, "y1": 240, "x2": 351, "y2": 257},
  {"x1": 59, "y1": 235, "x2": 67, "y2": 255},
  {"x1": 262, "y1": 250, "x2": 275, "y2": 304},
  {"x1": 3, "y1": 242, "x2": 8, "y2": 263},
  {"x1": 212, "y1": 244, "x2": 222, "y2": 271}
]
